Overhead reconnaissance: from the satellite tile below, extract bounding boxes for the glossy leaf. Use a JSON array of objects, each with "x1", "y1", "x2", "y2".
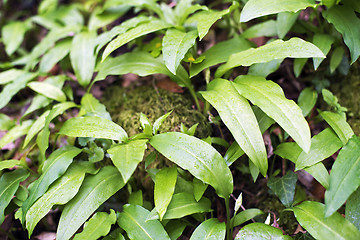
[
  {"x1": 232, "y1": 209, "x2": 264, "y2": 227},
  {"x1": 150, "y1": 132, "x2": 233, "y2": 199},
  {"x1": 27, "y1": 82, "x2": 66, "y2": 102},
  {"x1": 107, "y1": 140, "x2": 147, "y2": 183},
  {"x1": 240, "y1": 0, "x2": 317, "y2": 22},
  {"x1": 2, "y1": 21, "x2": 28, "y2": 55},
  {"x1": 293, "y1": 201, "x2": 360, "y2": 240},
  {"x1": 0, "y1": 120, "x2": 33, "y2": 149},
  {"x1": 59, "y1": 116, "x2": 128, "y2": 141},
  {"x1": 330, "y1": 46, "x2": 345, "y2": 73},
  {"x1": 201, "y1": 79, "x2": 267, "y2": 175},
  {"x1": 23, "y1": 110, "x2": 50, "y2": 148},
  {"x1": 0, "y1": 168, "x2": 29, "y2": 224},
  {"x1": 153, "y1": 111, "x2": 172, "y2": 135},
  {"x1": 73, "y1": 210, "x2": 116, "y2": 240},
  {"x1": 165, "y1": 220, "x2": 187, "y2": 240},
  {"x1": 325, "y1": 136, "x2": 360, "y2": 217},
  {"x1": 190, "y1": 218, "x2": 226, "y2": 240},
  {"x1": 155, "y1": 167, "x2": 177, "y2": 220},
  {"x1": 79, "y1": 93, "x2": 112, "y2": 120},
  {"x1": 57, "y1": 166, "x2": 125, "y2": 240},
  {"x1": 320, "y1": 111, "x2": 354, "y2": 145},
  {"x1": 70, "y1": 31, "x2": 97, "y2": 86},
  {"x1": 102, "y1": 20, "x2": 171, "y2": 61},
  {"x1": 248, "y1": 59, "x2": 283, "y2": 77},
  {"x1": 277, "y1": 12, "x2": 299, "y2": 39},
  {"x1": 174, "y1": 0, "x2": 207, "y2": 25},
  {"x1": 312, "y1": 34, "x2": 334, "y2": 70},
  {"x1": 190, "y1": 36, "x2": 251, "y2": 77},
  {"x1": 0, "y1": 160, "x2": 20, "y2": 170},
  {"x1": 39, "y1": 39, "x2": 71, "y2": 73},
  {"x1": 298, "y1": 87, "x2": 318, "y2": 117},
  {"x1": 22, "y1": 146, "x2": 81, "y2": 222},
  {"x1": 294, "y1": 58, "x2": 308, "y2": 77},
  {"x1": 267, "y1": 171, "x2": 298, "y2": 207},
  {"x1": 193, "y1": 177, "x2": 207, "y2": 202},
  {"x1": 323, "y1": 5, "x2": 360, "y2": 64},
  {"x1": 295, "y1": 128, "x2": 342, "y2": 170},
  {"x1": 235, "y1": 222, "x2": 292, "y2": 239},
  {"x1": 234, "y1": 75, "x2": 311, "y2": 153},
  {"x1": 26, "y1": 162, "x2": 96, "y2": 236},
  {"x1": 215, "y1": 38, "x2": 325, "y2": 77},
  {"x1": 242, "y1": 20, "x2": 277, "y2": 39},
  {"x1": 346, "y1": 187, "x2": 360, "y2": 231},
  {"x1": 0, "y1": 69, "x2": 24, "y2": 85},
  {"x1": 118, "y1": 204, "x2": 170, "y2": 240},
  {"x1": 163, "y1": 29, "x2": 197, "y2": 74}
]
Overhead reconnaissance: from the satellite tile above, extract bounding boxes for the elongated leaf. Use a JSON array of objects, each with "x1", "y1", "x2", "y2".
[
  {"x1": 277, "y1": 12, "x2": 299, "y2": 39},
  {"x1": 150, "y1": 132, "x2": 233, "y2": 199},
  {"x1": 0, "y1": 69, "x2": 24, "y2": 85},
  {"x1": 193, "y1": 177, "x2": 207, "y2": 201},
  {"x1": 242, "y1": 20, "x2": 277, "y2": 39},
  {"x1": 298, "y1": 87, "x2": 318, "y2": 117},
  {"x1": 73, "y1": 209, "x2": 116, "y2": 240},
  {"x1": 174, "y1": 0, "x2": 207, "y2": 25},
  {"x1": 0, "y1": 72, "x2": 38, "y2": 110},
  {"x1": 0, "y1": 168, "x2": 29, "y2": 224},
  {"x1": 27, "y1": 82, "x2": 66, "y2": 102},
  {"x1": 57, "y1": 166, "x2": 125, "y2": 240},
  {"x1": 190, "y1": 218, "x2": 225, "y2": 240},
  {"x1": 0, "y1": 114, "x2": 14, "y2": 131},
  {"x1": 248, "y1": 59, "x2": 283, "y2": 77},
  {"x1": 200, "y1": 79, "x2": 268, "y2": 176},
  {"x1": 215, "y1": 38, "x2": 325, "y2": 77},
  {"x1": 0, "y1": 120, "x2": 33, "y2": 149},
  {"x1": 295, "y1": 128, "x2": 342, "y2": 170},
  {"x1": 0, "y1": 160, "x2": 20, "y2": 170},
  {"x1": 346, "y1": 187, "x2": 360, "y2": 231},
  {"x1": 153, "y1": 111, "x2": 172, "y2": 135},
  {"x1": 22, "y1": 146, "x2": 81, "y2": 222},
  {"x1": 293, "y1": 201, "x2": 360, "y2": 240},
  {"x1": 233, "y1": 75, "x2": 311, "y2": 153},
  {"x1": 312, "y1": 34, "x2": 334, "y2": 70},
  {"x1": 320, "y1": 111, "x2": 354, "y2": 145},
  {"x1": 155, "y1": 167, "x2": 177, "y2": 220},
  {"x1": 39, "y1": 39, "x2": 71, "y2": 73},
  {"x1": 23, "y1": 110, "x2": 50, "y2": 148},
  {"x1": 26, "y1": 162, "x2": 96, "y2": 236},
  {"x1": 2, "y1": 21, "x2": 28, "y2": 55},
  {"x1": 323, "y1": 5, "x2": 360, "y2": 64},
  {"x1": 267, "y1": 171, "x2": 298, "y2": 207},
  {"x1": 235, "y1": 223, "x2": 292, "y2": 240},
  {"x1": 232, "y1": 209, "x2": 264, "y2": 227},
  {"x1": 79, "y1": 93, "x2": 112, "y2": 120},
  {"x1": 102, "y1": 20, "x2": 171, "y2": 61},
  {"x1": 59, "y1": 116, "x2": 128, "y2": 141},
  {"x1": 330, "y1": 46, "x2": 345, "y2": 73},
  {"x1": 163, "y1": 29, "x2": 197, "y2": 74},
  {"x1": 325, "y1": 136, "x2": 360, "y2": 217},
  {"x1": 165, "y1": 220, "x2": 187, "y2": 240},
  {"x1": 96, "y1": 51, "x2": 191, "y2": 89},
  {"x1": 107, "y1": 140, "x2": 147, "y2": 183},
  {"x1": 294, "y1": 58, "x2": 308, "y2": 77},
  {"x1": 118, "y1": 204, "x2": 170, "y2": 240},
  {"x1": 240, "y1": 0, "x2": 317, "y2": 22},
  {"x1": 190, "y1": 36, "x2": 252, "y2": 77}
]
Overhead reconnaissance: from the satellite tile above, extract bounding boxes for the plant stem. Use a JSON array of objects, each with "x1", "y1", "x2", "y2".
[{"x1": 225, "y1": 197, "x2": 231, "y2": 240}]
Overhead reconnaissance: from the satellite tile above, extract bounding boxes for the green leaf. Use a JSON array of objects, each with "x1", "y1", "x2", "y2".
[
  {"x1": 102, "y1": 20, "x2": 171, "y2": 61},
  {"x1": 216, "y1": 38, "x2": 325, "y2": 77},
  {"x1": 242, "y1": 20, "x2": 278, "y2": 39},
  {"x1": 107, "y1": 140, "x2": 148, "y2": 183},
  {"x1": 0, "y1": 72, "x2": 38, "y2": 110},
  {"x1": 39, "y1": 39, "x2": 72, "y2": 73},
  {"x1": 165, "y1": 220, "x2": 187, "y2": 240},
  {"x1": 277, "y1": 12, "x2": 300, "y2": 39},
  {"x1": 88, "y1": 6, "x2": 127, "y2": 31},
  {"x1": 235, "y1": 222, "x2": 292, "y2": 240},
  {"x1": 129, "y1": 190, "x2": 143, "y2": 206},
  {"x1": 118, "y1": 204, "x2": 170, "y2": 240},
  {"x1": 0, "y1": 120, "x2": 33, "y2": 149},
  {"x1": 330, "y1": 46, "x2": 345, "y2": 73},
  {"x1": 346, "y1": 187, "x2": 360, "y2": 231},
  {"x1": 323, "y1": 5, "x2": 360, "y2": 64},
  {"x1": 150, "y1": 132, "x2": 233, "y2": 199},
  {"x1": 193, "y1": 177, "x2": 207, "y2": 202},
  {"x1": 0, "y1": 168, "x2": 29, "y2": 224},
  {"x1": 155, "y1": 167, "x2": 177, "y2": 220},
  {"x1": 234, "y1": 75, "x2": 311, "y2": 153},
  {"x1": 73, "y1": 210, "x2": 117, "y2": 240},
  {"x1": 27, "y1": 82, "x2": 67, "y2": 102},
  {"x1": 240, "y1": 0, "x2": 317, "y2": 22},
  {"x1": 163, "y1": 29, "x2": 197, "y2": 74},
  {"x1": 267, "y1": 171, "x2": 298, "y2": 207},
  {"x1": 2, "y1": 21, "x2": 28, "y2": 55},
  {"x1": 23, "y1": 110, "x2": 50, "y2": 148},
  {"x1": 0, "y1": 69, "x2": 24, "y2": 85},
  {"x1": 248, "y1": 59, "x2": 283, "y2": 77},
  {"x1": 26, "y1": 162, "x2": 96, "y2": 236},
  {"x1": 294, "y1": 58, "x2": 308, "y2": 77},
  {"x1": 190, "y1": 218, "x2": 226, "y2": 240},
  {"x1": 59, "y1": 116, "x2": 128, "y2": 141},
  {"x1": 342, "y1": 0, "x2": 360, "y2": 12},
  {"x1": 22, "y1": 146, "x2": 81, "y2": 223},
  {"x1": 57, "y1": 166, "x2": 125, "y2": 240},
  {"x1": 295, "y1": 128, "x2": 342, "y2": 170},
  {"x1": 79, "y1": 93, "x2": 112, "y2": 120},
  {"x1": 293, "y1": 201, "x2": 360, "y2": 240},
  {"x1": 174, "y1": 0, "x2": 207, "y2": 25},
  {"x1": 232, "y1": 209, "x2": 264, "y2": 227},
  {"x1": 200, "y1": 79, "x2": 268, "y2": 176},
  {"x1": 298, "y1": 87, "x2": 318, "y2": 117},
  {"x1": 325, "y1": 136, "x2": 360, "y2": 217},
  {"x1": 70, "y1": 31, "x2": 97, "y2": 86},
  {"x1": 153, "y1": 111, "x2": 172, "y2": 135},
  {"x1": 312, "y1": 34, "x2": 334, "y2": 70},
  {"x1": 0, "y1": 160, "x2": 21, "y2": 170},
  {"x1": 162, "y1": 192, "x2": 211, "y2": 220},
  {"x1": 190, "y1": 36, "x2": 251, "y2": 78},
  {"x1": 320, "y1": 111, "x2": 354, "y2": 145}
]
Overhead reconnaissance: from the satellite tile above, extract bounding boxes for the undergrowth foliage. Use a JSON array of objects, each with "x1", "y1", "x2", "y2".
[{"x1": 0, "y1": 0, "x2": 360, "y2": 239}]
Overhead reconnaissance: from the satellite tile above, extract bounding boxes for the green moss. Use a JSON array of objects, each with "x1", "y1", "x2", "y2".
[{"x1": 102, "y1": 85, "x2": 212, "y2": 138}]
